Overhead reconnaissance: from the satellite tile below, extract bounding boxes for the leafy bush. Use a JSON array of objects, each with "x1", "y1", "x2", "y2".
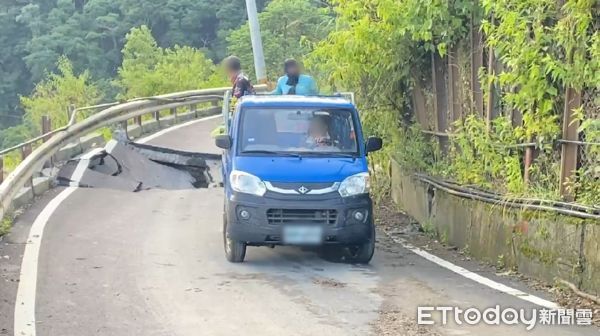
[
  {"x1": 449, "y1": 115, "x2": 524, "y2": 194},
  {"x1": 21, "y1": 56, "x2": 101, "y2": 130},
  {"x1": 572, "y1": 112, "x2": 600, "y2": 205},
  {"x1": 309, "y1": 0, "x2": 598, "y2": 206},
  {"x1": 117, "y1": 26, "x2": 227, "y2": 99}
]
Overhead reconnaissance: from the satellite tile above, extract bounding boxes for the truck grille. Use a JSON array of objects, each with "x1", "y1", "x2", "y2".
[{"x1": 266, "y1": 209, "x2": 338, "y2": 225}]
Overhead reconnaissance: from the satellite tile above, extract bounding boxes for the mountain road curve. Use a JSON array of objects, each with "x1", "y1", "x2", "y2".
[{"x1": 0, "y1": 116, "x2": 596, "y2": 336}]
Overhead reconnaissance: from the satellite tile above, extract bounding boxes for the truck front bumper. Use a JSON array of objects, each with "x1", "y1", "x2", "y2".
[{"x1": 225, "y1": 192, "x2": 373, "y2": 246}]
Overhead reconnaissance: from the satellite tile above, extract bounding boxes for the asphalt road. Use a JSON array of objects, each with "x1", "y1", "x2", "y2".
[{"x1": 0, "y1": 117, "x2": 597, "y2": 335}]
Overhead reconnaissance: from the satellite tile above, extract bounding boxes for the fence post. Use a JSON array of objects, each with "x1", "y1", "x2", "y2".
[
  {"x1": 154, "y1": 110, "x2": 160, "y2": 121},
  {"x1": 171, "y1": 107, "x2": 177, "y2": 123},
  {"x1": 21, "y1": 144, "x2": 32, "y2": 160},
  {"x1": 412, "y1": 78, "x2": 429, "y2": 129},
  {"x1": 21, "y1": 144, "x2": 34, "y2": 192},
  {"x1": 135, "y1": 116, "x2": 142, "y2": 127},
  {"x1": 485, "y1": 45, "x2": 495, "y2": 130},
  {"x1": 0, "y1": 156, "x2": 4, "y2": 184},
  {"x1": 191, "y1": 104, "x2": 198, "y2": 118},
  {"x1": 41, "y1": 116, "x2": 53, "y2": 168},
  {"x1": 431, "y1": 52, "x2": 449, "y2": 153},
  {"x1": 511, "y1": 108, "x2": 523, "y2": 127},
  {"x1": 559, "y1": 88, "x2": 582, "y2": 200},
  {"x1": 524, "y1": 144, "x2": 534, "y2": 187},
  {"x1": 448, "y1": 45, "x2": 463, "y2": 125},
  {"x1": 41, "y1": 116, "x2": 51, "y2": 142},
  {"x1": 67, "y1": 104, "x2": 76, "y2": 124},
  {"x1": 471, "y1": 10, "x2": 484, "y2": 117}
]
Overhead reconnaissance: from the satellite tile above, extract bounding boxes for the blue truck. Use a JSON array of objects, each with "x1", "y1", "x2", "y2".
[{"x1": 215, "y1": 94, "x2": 382, "y2": 263}]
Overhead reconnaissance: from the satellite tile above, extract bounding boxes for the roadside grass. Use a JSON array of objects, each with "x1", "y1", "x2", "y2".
[{"x1": 0, "y1": 216, "x2": 12, "y2": 237}]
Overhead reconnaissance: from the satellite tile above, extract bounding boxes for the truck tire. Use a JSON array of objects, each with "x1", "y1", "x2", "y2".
[
  {"x1": 223, "y1": 214, "x2": 246, "y2": 263},
  {"x1": 346, "y1": 222, "x2": 375, "y2": 264}
]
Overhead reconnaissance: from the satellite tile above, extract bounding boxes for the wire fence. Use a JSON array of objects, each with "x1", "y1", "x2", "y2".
[{"x1": 402, "y1": 19, "x2": 599, "y2": 205}]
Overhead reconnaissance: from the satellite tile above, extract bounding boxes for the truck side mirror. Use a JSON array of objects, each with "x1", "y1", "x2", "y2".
[
  {"x1": 215, "y1": 135, "x2": 232, "y2": 150},
  {"x1": 366, "y1": 136, "x2": 383, "y2": 153}
]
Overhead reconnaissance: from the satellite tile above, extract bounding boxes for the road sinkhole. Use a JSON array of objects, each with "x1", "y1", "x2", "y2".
[{"x1": 57, "y1": 140, "x2": 222, "y2": 191}]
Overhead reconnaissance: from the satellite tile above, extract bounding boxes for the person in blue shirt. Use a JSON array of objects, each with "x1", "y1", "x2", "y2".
[{"x1": 273, "y1": 59, "x2": 318, "y2": 95}]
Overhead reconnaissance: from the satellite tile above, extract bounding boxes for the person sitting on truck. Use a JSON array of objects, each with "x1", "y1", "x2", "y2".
[
  {"x1": 224, "y1": 55, "x2": 256, "y2": 99},
  {"x1": 273, "y1": 59, "x2": 318, "y2": 96},
  {"x1": 212, "y1": 56, "x2": 255, "y2": 138},
  {"x1": 306, "y1": 115, "x2": 333, "y2": 148}
]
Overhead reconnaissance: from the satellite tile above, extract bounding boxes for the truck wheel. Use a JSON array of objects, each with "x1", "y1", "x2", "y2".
[
  {"x1": 223, "y1": 214, "x2": 246, "y2": 263},
  {"x1": 347, "y1": 222, "x2": 375, "y2": 264}
]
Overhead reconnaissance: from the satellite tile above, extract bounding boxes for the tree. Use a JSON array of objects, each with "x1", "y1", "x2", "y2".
[
  {"x1": 0, "y1": 1, "x2": 32, "y2": 128},
  {"x1": 0, "y1": 0, "x2": 272, "y2": 127},
  {"x1": 227, "y1": 0, "x2": 333, "y2": 80},
  {"x1": 154, "y1": 46, "x2": 226, "y2": 93},
  {"x1": 117, "y1": 25, "x2": 162, "y2": 97},
  {"x1": 21, "y1": 56, "x2": 101, "y2": 132},
  {"x1": 117, "y1": 26, "x2": 227, "y2": 99},
  {"x1": 212, "y1": 0, "x2": 271, "y2": 60}
]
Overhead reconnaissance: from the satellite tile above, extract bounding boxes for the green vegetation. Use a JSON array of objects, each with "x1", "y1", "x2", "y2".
[
  {"x1": 0, "y1": 56, "x2": 100, "y2": 163},
  {"x1": 0, "y1": 0, "x2": 597, "y2": 207},
  {"x1": 0, "y1": 0, "x2": 335, "y2": 150},
  {"x1": 0, "y1": 0, "x2": 271, "y2": 131},
  {"x1": 307, "y1": 0, "x2": 474, "y2": 198},
  {"x1": 0, "y1": 216, "x2": 12, "y2": 237},
  {"x1": 228, "y1": 0, "x2": 334, "y2": 79},
  {"x1": 117, "y1": 25, "x2": 228, "y2": 99},
  {"x1": 22, "y1": 57, "x2": 101, "y2": 131},
  {"x1": 308, "y1": 0, "x2": 599, "y2": 205}
]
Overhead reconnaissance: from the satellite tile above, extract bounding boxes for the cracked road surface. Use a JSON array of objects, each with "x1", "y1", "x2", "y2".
[{"x1": 0, "y1": 117, "x2": 596, "y2": 335}]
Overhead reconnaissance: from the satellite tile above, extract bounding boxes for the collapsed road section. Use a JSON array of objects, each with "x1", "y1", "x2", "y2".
[{"x1": 57, "y1": 140, "x2": 222, "y2": 191}]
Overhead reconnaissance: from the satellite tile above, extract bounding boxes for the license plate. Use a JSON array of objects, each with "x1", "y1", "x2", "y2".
[{"x1": 283, "y1": 226, "x2": 323, "y2": 245}]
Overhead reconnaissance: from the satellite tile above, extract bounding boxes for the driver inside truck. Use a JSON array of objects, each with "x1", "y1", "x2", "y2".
[{"x1": 306, "y1": 115, "x2": 333, "y2": 148}]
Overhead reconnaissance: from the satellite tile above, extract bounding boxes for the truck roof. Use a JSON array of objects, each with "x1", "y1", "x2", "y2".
[{"x1": 238, "y1": 95, "x2": 355, "y2": 109}]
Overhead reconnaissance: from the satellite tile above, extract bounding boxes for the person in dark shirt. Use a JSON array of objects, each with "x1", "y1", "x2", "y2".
[
  {"x1": 212, "y1": 56, "x2": 256, "y2": 138},
  {"x1": 223, "y1": 56, "x2": 255, "y2": 98}
]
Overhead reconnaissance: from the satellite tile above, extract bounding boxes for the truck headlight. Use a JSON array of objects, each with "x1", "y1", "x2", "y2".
[
  {"x1": 230, "y1": 170, "x2": 266, "y2": 196},
  {"x1": 338, "y1": 172, "x2": 370, "y2": 197}
]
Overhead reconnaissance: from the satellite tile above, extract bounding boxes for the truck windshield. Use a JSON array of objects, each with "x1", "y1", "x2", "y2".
[{"x1": 239, "y1": 108, "x2": 359, "y2": 156}]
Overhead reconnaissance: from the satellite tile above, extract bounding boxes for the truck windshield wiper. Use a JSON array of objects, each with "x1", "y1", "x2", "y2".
[
  {"x1": 242, "y1": 150, "x2": 302, "y2": 158},
  {"x1": 336, "y1": 153, "x2": 358, "y2": 158},
  {"x1": 305, "y1": 152, "x2": 358, "y2": 159}
]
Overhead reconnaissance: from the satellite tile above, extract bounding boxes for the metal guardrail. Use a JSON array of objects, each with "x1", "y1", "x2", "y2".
[
  {"x1": 0, "y1": 85, "x2": 267, "y2": 220},
  {"x1": 414, "y1": 173, "x2": 600, "y2": 220}
]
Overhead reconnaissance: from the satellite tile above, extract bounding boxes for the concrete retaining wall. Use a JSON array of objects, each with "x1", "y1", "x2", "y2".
[{"x1": 390, "y1": 158, "x2": 600, "y2": 295}]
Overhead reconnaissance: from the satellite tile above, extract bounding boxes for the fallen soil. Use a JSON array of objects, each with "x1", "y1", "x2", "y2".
[{"x1": 371, "y1": 304, "x2": 441, "y2": 336}]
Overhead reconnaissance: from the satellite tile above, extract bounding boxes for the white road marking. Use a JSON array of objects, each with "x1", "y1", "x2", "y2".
[
  {"x1": 69, "y1": 147, "x2": 105, "y2": 187},
  {"x1": 137, "y1": 114, "x2": 221, "y2": 144},
  {"x1": 388, "y1": 235, "x2": 559, "y2": 309},
  {"x1": 12, "y1": 115, "x2": 220, "y2": 336},
  {"x1": 14, "y1": 187, "x2": 78, "y2": 336}
]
